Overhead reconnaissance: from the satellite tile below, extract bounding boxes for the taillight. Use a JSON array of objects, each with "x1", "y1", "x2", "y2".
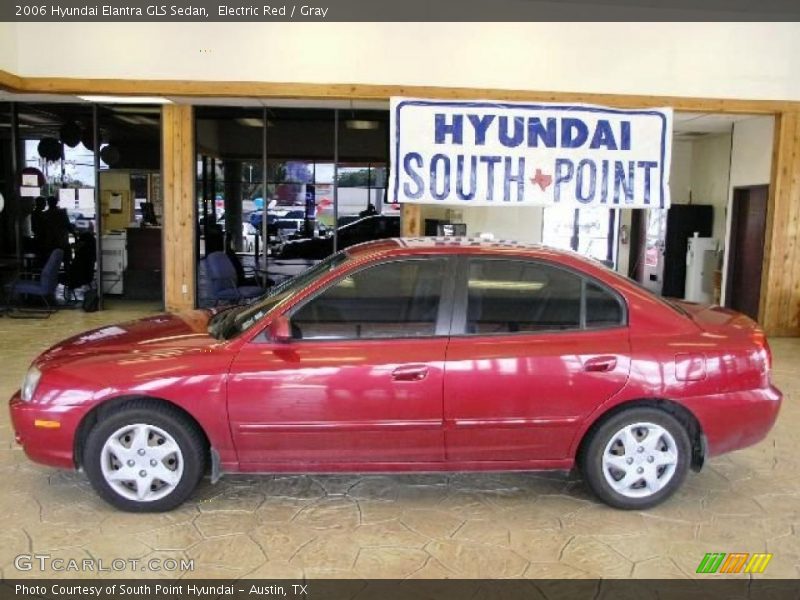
[{"x1": 754, "y1": 333, "x2": 772, "y2": 375}]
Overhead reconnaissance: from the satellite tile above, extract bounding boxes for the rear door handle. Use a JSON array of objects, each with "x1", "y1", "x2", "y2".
[
  {"x1": 392, "y1": 365, "x2": 429, "y2": 382},
  {"x1": 584, "y1": 356, "x2": 617, "y2": 373}
]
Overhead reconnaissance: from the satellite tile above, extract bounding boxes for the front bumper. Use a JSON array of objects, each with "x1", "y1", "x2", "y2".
[
  {"x1": 683, "y1": 385, "x2": 782, "y2": 458},
  {"x1": 9, "y1": 392, "x2": 82, "y2": 469}
]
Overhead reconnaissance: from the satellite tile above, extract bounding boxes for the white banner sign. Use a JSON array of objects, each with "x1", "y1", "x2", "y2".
[{"x1": 390, "y1": 98, "x2": 672, "y2": 209}]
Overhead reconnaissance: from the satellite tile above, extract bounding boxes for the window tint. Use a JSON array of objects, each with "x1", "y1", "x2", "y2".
[
  {"x1": 466, "y1": 260, "x2": 582, "y2": 333},
  {"x1": 291, "y1": 259, "x2": 445, "y2": 340},
  {"x1": 585, "y1": 281, "x2": 623, "y2": 328}
]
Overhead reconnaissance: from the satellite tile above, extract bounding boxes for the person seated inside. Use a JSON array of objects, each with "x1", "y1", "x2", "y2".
[
  {"x1": 359, "y1": 203, "x2": 378, "y2": 218},
  {"x1": 63, "y1": 232, "x2": 96, "y2": 294},
  {"x1": 41, "y1": 195, "x2": 74, "y2": 269},
  {"x1": 225, "y1": 239, "x2": 274, "y2": 289}
]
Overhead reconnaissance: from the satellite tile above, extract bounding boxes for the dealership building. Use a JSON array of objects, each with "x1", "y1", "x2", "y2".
[{"x1": 0, "y1": 21, "x2": 798, "y2": 334}]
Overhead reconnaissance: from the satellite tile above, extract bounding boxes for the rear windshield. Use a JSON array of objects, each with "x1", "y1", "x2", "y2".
[{"x1": 599, "y1": 266, "x2": 691, "y2": 319}]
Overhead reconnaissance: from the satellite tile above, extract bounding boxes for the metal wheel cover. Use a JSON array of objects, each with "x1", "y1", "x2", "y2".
[
  {"x1": 601, "y1": 421, "x2": 679, "y2": 499},
  {"x1": 100, "y1": 423, "x2": 184, "y2": 502}
]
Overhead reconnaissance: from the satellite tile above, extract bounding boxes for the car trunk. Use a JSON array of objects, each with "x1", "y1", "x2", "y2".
[
  {"x1": 668, "y1": 299, "x2": 772, "y2": 377},
  {"x1": 668, "y1": 300, "x2": 763, "y2": 336}
]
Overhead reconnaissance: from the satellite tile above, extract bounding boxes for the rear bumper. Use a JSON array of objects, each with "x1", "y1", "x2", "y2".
[
  {"x1": 683, "y1": 385, "x2": 782, "y2": 457},
  {"x1": 9, "y1": 392, "x2": 80, "y2": 469}
]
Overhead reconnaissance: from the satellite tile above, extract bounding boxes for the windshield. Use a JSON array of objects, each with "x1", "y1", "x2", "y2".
[{"x1": 207, "y1": 252, "x2": 349, "y2": 340}]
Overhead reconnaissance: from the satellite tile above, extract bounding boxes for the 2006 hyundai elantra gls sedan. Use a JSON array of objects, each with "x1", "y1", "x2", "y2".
[{"x1": 10, "y1": 238, "x2": 782, "y2": 511}]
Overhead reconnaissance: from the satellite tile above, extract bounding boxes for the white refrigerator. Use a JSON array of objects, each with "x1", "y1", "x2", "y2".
[{"x1": 684, "y1": 234, "x2": 718, "y2": 304}]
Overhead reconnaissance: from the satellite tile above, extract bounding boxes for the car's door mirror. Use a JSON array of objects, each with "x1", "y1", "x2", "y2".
[{"x1": 267, "y1": 315, "x2": 292, "y2": 343}]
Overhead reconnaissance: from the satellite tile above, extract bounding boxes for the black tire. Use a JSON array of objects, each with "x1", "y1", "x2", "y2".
[
  {"x1": 83, "y1": 400, "x2": 206, "y2": 512},
  {"x1": 579, "y1": 407, "x2": 691, "y2": 510}
]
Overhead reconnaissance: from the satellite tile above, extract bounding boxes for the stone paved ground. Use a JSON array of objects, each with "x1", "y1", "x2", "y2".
[{"x1": 1, "y1": 303, "x2": 797, "y2": 579}]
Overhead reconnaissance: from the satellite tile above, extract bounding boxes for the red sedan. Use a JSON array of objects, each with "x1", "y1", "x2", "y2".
[{"x1": 10, "y1": 239, "x2": 781, "y2": 511}]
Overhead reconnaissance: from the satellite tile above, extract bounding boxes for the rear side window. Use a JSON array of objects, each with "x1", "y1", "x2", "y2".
[
  {"x1": 585, "y1": 281, "x2": 624, "y2": 327},
  {"x1": 465, "y1": 259, "x2": 624, "y2": 334}
]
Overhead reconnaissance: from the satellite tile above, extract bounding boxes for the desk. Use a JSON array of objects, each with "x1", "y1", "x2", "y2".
[{"x1": 126, "y1": 227, "x2": 161, "y2": 270}]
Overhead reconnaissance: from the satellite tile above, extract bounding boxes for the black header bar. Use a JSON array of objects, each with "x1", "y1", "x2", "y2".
[
  {"x1": 4, "y1": 579, "x2": 800, "y2": 600},
  {"x1": 3, "y1": 0, "x2": 800, "y2": 22}
]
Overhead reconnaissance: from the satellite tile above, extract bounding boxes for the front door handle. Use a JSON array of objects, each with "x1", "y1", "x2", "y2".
[
  {"x1": 584, "y1": 356, "x2": 617, "y2": 373},
  {"x1": 392, "y1": 365, "x2": 429, "y2": 382}
]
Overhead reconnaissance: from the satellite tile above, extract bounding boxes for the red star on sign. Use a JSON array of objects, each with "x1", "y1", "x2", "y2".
[{"x1": 530, "y1": 168, "x2": 553, "y2": 191}]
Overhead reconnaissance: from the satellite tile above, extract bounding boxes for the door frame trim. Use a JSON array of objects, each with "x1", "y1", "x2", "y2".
[{"x1": 725, "y1": 184, "x2": 768, "y2": 318}]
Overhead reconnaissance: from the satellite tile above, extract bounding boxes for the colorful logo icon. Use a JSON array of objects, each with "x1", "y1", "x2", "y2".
[{"x1": 696, "y1": 552, "x2": 773, "y2": 574}]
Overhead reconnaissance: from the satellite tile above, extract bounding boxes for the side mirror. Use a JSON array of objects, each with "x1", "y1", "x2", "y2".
[{"x1": 267, "y1": 315, "x2": 292, "y2": 343}]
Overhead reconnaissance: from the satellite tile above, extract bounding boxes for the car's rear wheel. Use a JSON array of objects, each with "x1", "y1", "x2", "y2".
[
  {"x1": 580, "y1": 407, "x2": 691, "y2": 509},
  {"x1": 83, "y1": 402, "x2": 206, "y2": 512}
]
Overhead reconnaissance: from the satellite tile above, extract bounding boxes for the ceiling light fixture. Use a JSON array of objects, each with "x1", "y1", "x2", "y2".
[
  {"x1": 115, "y1": 115, "x2": 159, "y2": 126},
  {"x1": 468, "y1": 280, "x2": 546, "y2": 291},
  {"x1": 17, "y1": 113, "x2": 54, "y2": 124},
  {"x1": 236, "y1": 117, "x2": 273, "y2": 127},
  {"x1": 345, "y1": 119, "x2": 380, "y2": 130},
  {"x1": 236, "y1": 117, "x2": 263, "y2": 127},
  {"x1": 79, "y1": 95, "x2": 173, "y2": 104},
  {"x1": 109, "y1": 105, "x2": 163, "y2": 114}
]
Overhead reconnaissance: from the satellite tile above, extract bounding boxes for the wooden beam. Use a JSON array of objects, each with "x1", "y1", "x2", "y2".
[
  {"x1": 761, "y1": 111, "x2": 800, "y2": 336},
  {"x1": 0, "y1": 68, "x2": 797, "y2": 115},
  {"x1": 0, "y1": 69, "x2": 24, "y2": 91},
  {"x1": 162, "y1": 104, "x2": 196, "y2": 313},
  {"x1": 401, "y1": 204, "x2": 422, "y2": 237}
]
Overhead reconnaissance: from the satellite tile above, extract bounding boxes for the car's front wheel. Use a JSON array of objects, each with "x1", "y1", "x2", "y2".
[
  {"x1": 580, "y1": 407, "x2": 691, "y2": 509},
  {"x1": 83, "y1": 401, "x2": 206, "y2": 512}
]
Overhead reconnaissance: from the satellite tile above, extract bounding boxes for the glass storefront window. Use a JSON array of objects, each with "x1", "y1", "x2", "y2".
[
  {"x1": 194, "y1": 106, "x2": 399, "y2": 307},
  {"x1": 543, "y1": 206, "x2": 618, "y2": 267},
  {"x1": 1, "y1": 102, "x2": 163, "y2": 307},
  {"x1": 578, "y1": 207, "x2": 617, "y2": 264},
  {"x1": 542, "y1": 206, "x2": 576, "y2": 252},
  {"x1": 335, "y1": 163, "x2": 389, "y2": 224}
]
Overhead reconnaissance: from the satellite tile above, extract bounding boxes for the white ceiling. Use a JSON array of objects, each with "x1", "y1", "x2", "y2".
[{"x1": 673, "y1": 112, "x2": 759, "y2": 135}]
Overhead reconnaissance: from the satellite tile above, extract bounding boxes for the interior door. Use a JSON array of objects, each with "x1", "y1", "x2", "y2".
[
  {"x1": 444, "y1": 258, "x2": 631, "y2": 462},
  {"x1": 726, "y1": 186, "x2": 768, "y2": 321},
  {"x1": 226, "y1": 257, "x2": 453, "y2": 465}
]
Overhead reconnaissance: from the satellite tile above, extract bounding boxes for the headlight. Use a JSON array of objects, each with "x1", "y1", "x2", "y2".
[{"x1": 21, "y1": 366, "x2": 42, "y2": 402}]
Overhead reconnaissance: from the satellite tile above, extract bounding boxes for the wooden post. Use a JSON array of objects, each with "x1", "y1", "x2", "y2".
[
  {"x1": 162, "y1": 104, "x2": 196, "y2": 313},
  {"x1": 401, "y1": 203, "x2": 422, "y2": 237},
  {"x1": 760, "y1": 111, "x2": 800, "y2": 336}
]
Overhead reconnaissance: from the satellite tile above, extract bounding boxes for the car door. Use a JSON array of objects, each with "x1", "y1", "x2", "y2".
[
  {"x1": 444, "y1": 257, "x2": 631, "y2": 462},
  {"x1": 227, "y1": 256, "x2": 455, "y2": 466}
]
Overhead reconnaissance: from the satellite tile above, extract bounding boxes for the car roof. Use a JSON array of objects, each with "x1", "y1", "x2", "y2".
[
  {"x1": 345, "y1": 236, "x2": 620, "y2": 272},
  {"x1": 347, "y1": 236, "x2": 562, "y2": 256}
]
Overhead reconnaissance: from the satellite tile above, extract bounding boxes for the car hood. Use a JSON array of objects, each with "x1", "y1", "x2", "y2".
[{"x1": 35, "y1": 310, "x2": 220, "y2": 368}]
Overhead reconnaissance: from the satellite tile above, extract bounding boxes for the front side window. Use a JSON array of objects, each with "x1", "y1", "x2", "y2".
[
  {"x1": 465, "y1": 259, "x2": 624, "y2": 334},
  {"x1": 209, "y1": 252, "x2": 349, "y2": 340},
  {"x1": 291, "y1": 259, "x2": 446, "y2": 340}
]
